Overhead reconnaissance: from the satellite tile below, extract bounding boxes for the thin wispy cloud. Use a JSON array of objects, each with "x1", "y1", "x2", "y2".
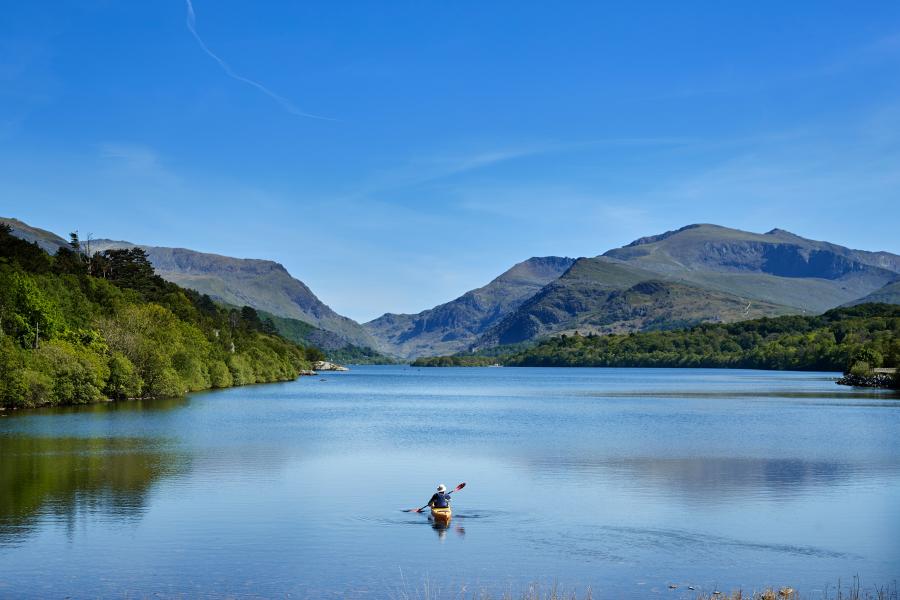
[
  {"x1": 659, "y1": 30, "x2": 900, "y2": 103},
  {"x1": 184, "y1": 0, "x2": 333, "y2": 121},
  {"x1": 822, "y1": 30, "x2": 900, "y2": 75},
  {"x1": 98, "y1": 142, "x2": 161, "y2": 171},
  {"x1": 331, "y1": 143, "x2": 556, "y2": 204},
  {"x1": 343, "y1": 138, "x2": 688, "y2": 204}
]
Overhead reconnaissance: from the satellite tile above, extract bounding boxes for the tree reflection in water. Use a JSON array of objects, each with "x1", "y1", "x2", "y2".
[{"x1": 0, "y1": 398, "x2": 190, "y2": 544}]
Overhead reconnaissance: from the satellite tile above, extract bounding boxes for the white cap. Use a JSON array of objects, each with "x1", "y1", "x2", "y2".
[{"x1": 437, "y1": 484, "x2": 447, "y2": 492}]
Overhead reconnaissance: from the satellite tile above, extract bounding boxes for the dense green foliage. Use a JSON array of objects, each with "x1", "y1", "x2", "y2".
[
  {"x1": 412, "y1": 354, "x2": 500, "y2": 367},
  {"x1": 507, "y1": 304, "x2": 899, "y2": 373},
  {"x1": 261, "y1": 311, "x2": 393, "y2": 364},
  {"x1": 327, "y1": 344, "x2": 396, "y2": 365},
  {"x1": 414, "y1": 304, "x2": 900, "y2": 384},
  {"x1": 411, "y1": 341, "x2": 534, "y2": 366},
  {"x1": 0, "y1": 226, "x2": 317, "y2": 408}
]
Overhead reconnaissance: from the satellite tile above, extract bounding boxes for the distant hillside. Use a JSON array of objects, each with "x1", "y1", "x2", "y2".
[
  {"x1": 416, "y1": 303, "x2": 900, "y2": 380},
  {"x1": 469, "y1": 225, "x2": 900, "y2": 351},
  {"x1": 844, "y1": 280, "x2": 900, "y2": 306},
  {"x1": 507, "y1": 302, "x2": 900, "y2": 375},
  {"x1": 602, "y1": 224, "x2": 900, "y2": 311},
  {"x1": 2, "y1": 218, "x2": 381, "y2": 354},
  {"x1": 7, "y1": 218, "x2": 897, "y2": 359},
  {"x1": 258, "y1": 311, "x2": 391, "y2": 364},
  {"x1": 364, "y1": 256, "x2": 575, "y2": 358},
  {"x1": 80, "y1": 240, "x2": 379, "y2": 351},
  {"x1": 475, "y1": 257, "x2": 794, "y2": 347},
  {"x1": 0, "y1": 217, "x2": 68, "y2": 254},
  {"x1": 0, "y1": 224, "x2": 315, "y2": 409}
]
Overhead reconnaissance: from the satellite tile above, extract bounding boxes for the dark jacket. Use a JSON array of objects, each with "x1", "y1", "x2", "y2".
[{"x1": 428, "y1": 491, "x2": 450, "y2": 508}]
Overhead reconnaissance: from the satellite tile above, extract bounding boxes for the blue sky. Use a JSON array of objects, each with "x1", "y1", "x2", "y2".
[{"x1": 2, "y1": 1, "x2": 899, "y2": 321}]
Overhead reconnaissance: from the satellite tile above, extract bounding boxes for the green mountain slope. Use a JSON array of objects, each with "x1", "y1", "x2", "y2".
[
  {"x1": 2, "y1": 218, "x2": 388, "y2": 361},
  {"x1": 0, "y1": 225, "x2": 315, "y2": 409},
  {"x1": 79, "y1": 239, "x2": 379, "y2": 350},
  {"x1": 843, "y1": 280, "x2": 900, "y2": 306},
  {"x1": 0, "y1": 217, "x2": 68, "y2": 254},
  {"x1": 476, "y1": 257, "x2": 794, "y2": 347},
  {"x1": 602, "y1": 224, "x2": 900, "y2": 311},
  {"x1": 258, "y1": 311, "x2": 390, "y2": 363},
  {"x1": 364, "y1": 256, "x2": 575, "y2": 358},
  {"x1": 505, "y1": 303, "x2": 900, "y2": 374},
  {"x1": 415, "y1": 304, "x2": 900, "y2": 378},
  {"x1": 471, "y1": 225, "x2": 900, "y2": 351}
]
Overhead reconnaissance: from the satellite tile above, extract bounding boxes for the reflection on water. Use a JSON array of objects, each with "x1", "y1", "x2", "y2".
[
  {"x1": 583, "y1": 389, "x2": 900, "y2": 401},
  {"x1": 0, "y1": 367, "x2": 897, "y2": 599},
  {"x1": 430, "y1": 519, "x2": 465, "y2": 541},
  {"x1": 0, "y1": 435, "x2": 187, "y2": 545},
  {"x1": 523, "y1": 456, "x2": 882, "y2": 503},
  {"x1": 6, "y1": 395, "x2": 191, "y2": 418}
]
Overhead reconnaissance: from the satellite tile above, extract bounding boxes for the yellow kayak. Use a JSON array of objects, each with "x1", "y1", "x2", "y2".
[{"x1": 430, "y1": 506, "x2": 452, "y2": 521}]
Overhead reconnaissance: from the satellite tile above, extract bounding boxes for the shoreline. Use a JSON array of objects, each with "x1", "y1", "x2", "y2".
[
  {"x1": 0, "y1": 370, "x2": 318, "y2": 414},
  {"x1": 387, "y1": 579, "x2": 897, "y2": 600},
  {"x1": 0, "y1": 362, "x2": 355, "y2": 414},
  {"x1": 410, "y1": 362, "x2": 899, "y2": 390},
  {"x1": 4, "y1": 364, "x2": 895, "y2": 415},
  {"x1": 836, "y1": 372, "x2": 898, "y2": 389}
]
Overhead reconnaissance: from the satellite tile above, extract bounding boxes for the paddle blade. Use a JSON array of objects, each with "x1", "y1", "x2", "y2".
[{"x1": 453, "y1": 482, "x2": 466, "y2": 492}]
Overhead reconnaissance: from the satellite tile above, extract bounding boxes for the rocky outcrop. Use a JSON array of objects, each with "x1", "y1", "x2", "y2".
[
  {"x1": 313, "y1": 361, "x2": 349, "y2": 372},
  {"x1": 836, "y1": 373, "x2": 898, "y2": 389}
]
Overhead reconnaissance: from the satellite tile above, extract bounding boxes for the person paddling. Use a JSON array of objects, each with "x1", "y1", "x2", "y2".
[
  {"x1": 403, "y1": 482, "x2": 465, "y2": 513},
  {"x1": 427, "y1": 484, "x2": 451, "y2": 509}
]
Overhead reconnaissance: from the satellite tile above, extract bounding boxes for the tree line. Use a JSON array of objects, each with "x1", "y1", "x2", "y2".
[
  {"x1": 0, "y1": 225, "x2": 322, "y2": 408},
  {"x1": 413, "y1": 304, "x2": 900, "y2": 386}
]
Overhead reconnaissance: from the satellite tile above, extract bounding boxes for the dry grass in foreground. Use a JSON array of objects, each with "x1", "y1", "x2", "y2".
[
  {"x1": 391, "y1": 577, "x2": 897, "y2": 600},
  {"x1": 696, "y1": 579, "x2": 898, "y2": 600}
]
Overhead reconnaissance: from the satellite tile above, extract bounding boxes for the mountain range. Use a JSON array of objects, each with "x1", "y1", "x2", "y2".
[
  {"x1": 0, "y1": 218, "x2": 375, "y2": 353},
  {"x1": 4, "y1": 218, "x2": 898, "y2": 360},
  {"x1": 364, "y1": 256, "x2": 575, "y2": 358},
  {"x1": 475, "y1": 224, "x2": 900, "y2": 350},
  {"x1": 87, "y1": 239, "x2": 378, "y2": 350}
]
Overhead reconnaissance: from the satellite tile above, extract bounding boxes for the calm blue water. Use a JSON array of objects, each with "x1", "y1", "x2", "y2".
[{"x1": 1, "y1": 367, "x2": 898, "y2": 599}]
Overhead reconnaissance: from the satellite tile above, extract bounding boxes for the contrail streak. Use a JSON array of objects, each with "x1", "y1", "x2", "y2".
[{"x1": 184, "y1": 0, "x2": 333, "y2": 121}]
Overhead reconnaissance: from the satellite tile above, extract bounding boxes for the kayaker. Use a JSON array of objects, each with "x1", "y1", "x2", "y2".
[{"x1": 427, "y1": 484, "x2": 451, "y2": 509}]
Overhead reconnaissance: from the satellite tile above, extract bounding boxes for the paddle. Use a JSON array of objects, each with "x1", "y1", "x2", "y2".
[{"x1": 403, "y1": 482, "x2": 466, "y2": 513}]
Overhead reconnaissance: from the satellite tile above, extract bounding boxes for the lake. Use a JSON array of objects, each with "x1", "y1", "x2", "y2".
[{"x1": 1, "y1": 367, "x2": 898, "y2": 599}]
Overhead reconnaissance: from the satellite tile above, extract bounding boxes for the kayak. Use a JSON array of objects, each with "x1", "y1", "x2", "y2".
[{"x1": 430, "y1": 506, "x2": 452, "y2": 521}]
